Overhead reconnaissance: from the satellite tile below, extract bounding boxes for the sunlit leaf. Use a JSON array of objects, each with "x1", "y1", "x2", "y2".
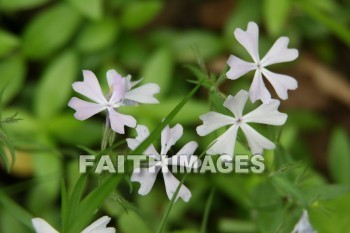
[
  {"x1": 22, "y1": 3, "x2": 82, "y2": 59},
  {"x1": 0, "y1": 55, "x2": 26, "y2": 104},
  {"x1": 141, "y1": 47, "x2": 174, "y2": 96},
  {"x1": 121, "y1": 1, "x2": 163, "y2": 30},
  {"x1": 0, "y1": 30, "x2": 20, "y2": 58},
  {"x1": 0, "y1": 0, "x2": 51, "y2": 11},
  {"x1": 66, "y1": 0, "x2": 102, "y2": 20},
  {"x1": 263, "y1": 0, "x2": 291, "y2": 36},
  {"x1": 75, "y1": 18, "x2": 119, "y2": 53},
  {"x1": 34, "y1": 50, "x2": 79, "y2": 118}
]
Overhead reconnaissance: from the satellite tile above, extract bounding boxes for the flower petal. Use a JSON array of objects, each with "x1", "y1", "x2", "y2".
[
  {"x1": 261, "y1": 68, "x2": 298, "y2": 100},
  {"x1": 292, "y1": 210, "x2": 316, "y2": 233},
  {"x1": 126, "y1": 125, "x2": 160, "y2": 160},
  {"x1": 72, "y1": 70, "x2": 107, "y2": 104},
  {"x1": 125, "y1": 83, "x2": 160, "y2": 104},
  {"x1": 68, "y1": 97, "x2": 106, "y2": 120},
  {"x1": 106, "y1": 69, "x2": 127, "y2": 104},
  {"x1": 240, "y1": 123, "x2": 275, "y2": 154},
  {"x1": 249, "y1": 69, "x2": 271, "y2": 104},
  {"x1": 196, "y1": 112, "x2": 235, "y2": 136},
  {"x1": 224, "y1": 90, "x2": 249, "y2": 118},
  {"x1": 32, "y1": 218, "x2": 58, "y2": 233},
  {"x1": 261, "y1": 37, "x2": 299, "y2": 67},
  {"x1": 234, "y1": 22, "x2": 260, "y2": 63},
  {"x1": 125, "y1": 75, "x2": 142, "y2": 91},
  {"x1": 168, "y1": 141, "x2": 201, "y2": 168},
  {"x1": 243, "y1": 99, "x2": 287, "y2": 125},
  {"x1": 106, "y1": 69, "x2": 123, "y2": 87},
  {"x1": 162, "y1": 171, "x2": 191, "y2": 202},
  {"x1": 161, "y1": 124, "x2": 183, "y2": 155},
  {"x1": 226, "y1": 55, "x2": 256, "y2": 80},
  {"x1": 81, "y1": 216, "x2": 116, "y2": 233},
  {"x1": 131, "y1": 166, "x2": 161, "y2": 196},
  {"x1": 207, "y1": 125, "x2": 239, "y2": 158},
  {"x1": 108, "y1": 108, "x2": 136, "y2": 134}
]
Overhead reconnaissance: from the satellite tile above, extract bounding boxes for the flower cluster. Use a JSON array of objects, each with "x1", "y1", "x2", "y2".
[{"x1": 33, "y1": 21, "x2": 315, "y2": 232}]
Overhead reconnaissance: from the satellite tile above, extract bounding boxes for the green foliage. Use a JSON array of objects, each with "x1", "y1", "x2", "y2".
[
  {"x1": 75, "y1": 18, "x2": 120, "y2": 53},
  {"x1": 141, "y1": 48, "x2": 174, "y2": 96},
  {"x1": 34, "y1": 51, "x2": 79, "y2": 118},
  {"x1": 329, "y1": 128, "x2": 350, "y2": 185},
  {"x1": 263, "y1": 0, "x2": 291, "y2": 36},
  {"x1": 0, "y1": 55, "x2": 26, "y2": 104},
  {"x1": 0, "y1": 0, "x2": 51, "y2": 11},
  {"x1": 0, "y1": 30, "x2": 20, "y2": 58},
  {"x1": 121, "y1": 1, "x2": 163, "y2": 30},
  {"x1": 22, "y1": 3, "x2": 82, "y2": 59},
  {"x1": 66, "y1": 0, "x2": 103, "y2": 20}
]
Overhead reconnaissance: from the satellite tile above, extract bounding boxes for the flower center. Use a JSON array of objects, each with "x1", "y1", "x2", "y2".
[{"x1": 235, "y1": 117, "x2": 243, "y2": 124}]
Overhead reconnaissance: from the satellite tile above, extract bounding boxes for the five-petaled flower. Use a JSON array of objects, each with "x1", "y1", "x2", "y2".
[
  {"x1": 197, "y1": 90, "x2": 287, "y2": 158},
  {"x1": 227, "y1": 21, "x2": 299, "y2": 104},
  {"x1": 127, "y1": 124, "x2": 201, "y2": 202},
  {"x1": 68, "y1": 69, "x2": 160, "y2": 134},
  {"x1": 292, "y1": 210, "x2": 317, "y2": 233},
  {"x1": 32, "y1": 216, "x2": 116, "y2": 233}
]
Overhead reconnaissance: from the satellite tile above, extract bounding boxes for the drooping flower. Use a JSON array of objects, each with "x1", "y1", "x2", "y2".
[
  {"x1": 127, "y1": 124, "x2": 200, "y2": 202},
  {"x1": 227, "y1": 21, "x2": 299, "y2": 104},
  {"x1": 197, "y1": 90, "x2": 287, "y2": 158},
  {"x1": 32, "y1": 216, "x2": 116, "y2": 233},
  {"x1": 68, "y1": 70, "x2": 160, "y2": 134},
  {"x1": 291, "y1": 210, "x2": 317, "y2": 233}
]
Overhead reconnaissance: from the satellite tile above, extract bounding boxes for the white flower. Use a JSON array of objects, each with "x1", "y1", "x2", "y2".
[
  {"x1": 292, "y1": 210, "x2": 317, "y2": 233},
  {"x1": 227, "y1": 21, "x2": 299, "y2": 104},
  {"x1": 127, "y1": 124, "x2": 200, "y2": 202},
  {"x1": 197, "y1": 90, "x2": 287, "y2": 158},
  {"x1": 68, "y1": 70, "x2": 160, "y2": 134},
  {"x1": 32, "y1": 216, "x2": 116, "y2": 233}
]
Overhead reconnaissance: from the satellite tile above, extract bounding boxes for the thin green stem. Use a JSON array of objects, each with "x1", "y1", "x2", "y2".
[{"x1": 200, "y1": 187, "x2": 216, "y2": 233}]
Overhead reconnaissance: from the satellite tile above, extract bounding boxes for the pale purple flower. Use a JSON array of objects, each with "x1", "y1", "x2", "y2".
[
  {"x1": 227, "y1": 21, "x2": 299, "y2": 104},
  {"x1": 32, "y1": 216, "x2": 116, "y2": 233},
  {"x1": 127, "y1": 124, "x2": 200, "y2": 202},
  {"x1": 292, "y1": 210, "x2": 317, "y2": 233},
  {"x1": 197, "y1": 90, "x2": 287, "y2": 158},
  {"x1": 68, "y1": 70, "x2": 160, "y2": 134}
]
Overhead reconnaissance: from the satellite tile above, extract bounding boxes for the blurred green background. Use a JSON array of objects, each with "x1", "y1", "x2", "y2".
[{"x1": 1, "y1": 0, "x2": 350, "y2": 232}]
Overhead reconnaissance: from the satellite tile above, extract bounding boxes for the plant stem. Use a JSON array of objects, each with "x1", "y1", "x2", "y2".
[{"x1": 200, "y1": 187, "x2": 216, "y2": 233}]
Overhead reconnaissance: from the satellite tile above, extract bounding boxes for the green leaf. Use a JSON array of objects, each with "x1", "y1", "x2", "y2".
[
  {"x1": 219, "y1": 219, "x2": 257, "y2": 233},
  {"x1": 141, "y1": 48, "x2": 173, "y2": 96},
  {"x1": 48, "y1": 114, "x2": 102, "y2": 146},
  {"x1": 297, "y1": 0, "x2": 350, "y2": 46},
  {"x1": 0, "y1": 55, "x2": 26, "y2": 104},
  {"x1": 171, "y1": 31, "x2": 224, "y2": 62},
  {"x1": 271, "y1": 175, "x2": 308, "y2": 206},
  {"x1": 75, "y1": 18, "x2": 119, "y2": 53},
  {"x1": 328, "y1": 128, "x2": 350, "y2": 185},
  {"x1": 121, "y1": 1, "x2": 163, "y2": 30},
  {"x1": 68, "y1": 175, "x2": 121, "y2": 233},
  {"x1": 119, "y1": 211, "x2": 152, "y2": 233},
  {"x1": 0, "y1": 30, "x2": 20, "y2": 58},
  {"x1": 0, "y1": 0, "x2": 51, "y2": 11},
  {"x1": 200, "y1": 188, "x2": 215, "y2": 233},
  {"x1": 66, "y1": 0, "x2": 102, "y2": 20},
  {"x1": 0, "y1": 191, "x2": 33, "y2": 230},
  {"x1": 22, "y1": 3, "x2": 82, "y2": 59},
  {"x1": 263, "y1": 0, "x2": 291, "y2": 36},
  {"x1": 61, "y1": 180, "x2": 69, "y2": 233},
  {"x1": 34, "y1": 50, "x2": 79, "y2": 118}
]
